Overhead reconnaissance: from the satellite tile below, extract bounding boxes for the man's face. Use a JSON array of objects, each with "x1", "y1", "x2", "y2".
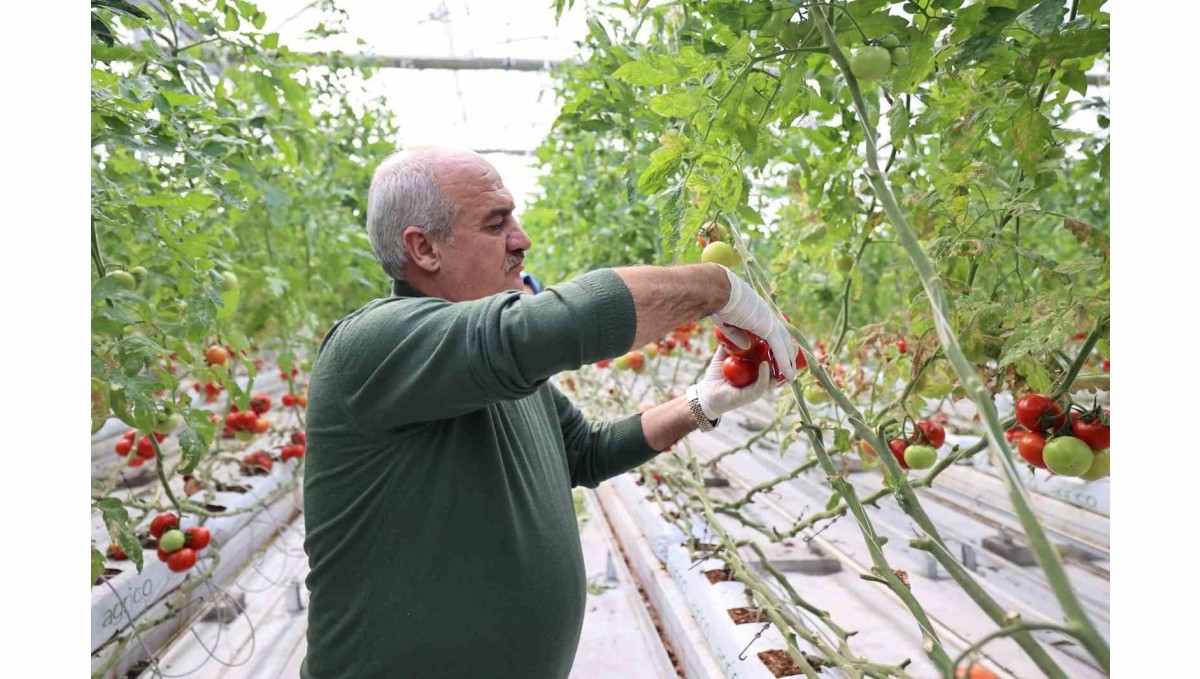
[{"x1": 431, "y1": 154, "x2": 532, "y2": 301}]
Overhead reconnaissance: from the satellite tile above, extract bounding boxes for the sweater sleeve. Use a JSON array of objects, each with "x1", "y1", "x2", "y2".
[
  {"x1": 332, "y1": 269, "x2": 637, "y2": 432},
  {"x1": 551, "y1": 384, "x2": 659, "y2": 489}
]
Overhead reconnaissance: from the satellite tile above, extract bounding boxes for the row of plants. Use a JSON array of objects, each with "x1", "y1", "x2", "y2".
[
  {"x1": 89, "y1": 0, "x2": 392, "y2": 609},
  {"x1": 531, "y1": 0, "x2": 1109, "y2": 676}
]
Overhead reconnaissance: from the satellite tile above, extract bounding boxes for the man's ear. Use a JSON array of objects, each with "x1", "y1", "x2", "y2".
[{"x1": 402, "y1": 227, "x2": 442, "y2": 273}]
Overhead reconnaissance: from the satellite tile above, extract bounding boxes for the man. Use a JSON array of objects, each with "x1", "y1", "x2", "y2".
[{"x1": 301, "y1": 147, "x2": 796, "y2": 678}]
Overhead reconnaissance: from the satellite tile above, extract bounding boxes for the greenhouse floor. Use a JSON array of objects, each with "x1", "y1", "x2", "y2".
[{"x1": 144, "y1": 490, "x2": 678, "y2": 678}]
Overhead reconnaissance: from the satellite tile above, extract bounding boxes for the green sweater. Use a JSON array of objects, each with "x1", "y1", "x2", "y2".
[{"x1": 300, "y1": 269, "x2": 659, "y2": 678}]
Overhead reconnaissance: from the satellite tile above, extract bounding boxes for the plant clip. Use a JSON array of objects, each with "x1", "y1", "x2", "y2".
[{"x1": 738, "y1": 622, "x2": 773, "y2": 660}]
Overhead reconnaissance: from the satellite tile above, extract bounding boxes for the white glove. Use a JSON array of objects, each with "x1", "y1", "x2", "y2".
[
  {"x1": 695, "y1": 346, "x2": 774, "y2": 420},
  {"x1": 710, "y1": 266, "x2": 797, "y2": 382}
]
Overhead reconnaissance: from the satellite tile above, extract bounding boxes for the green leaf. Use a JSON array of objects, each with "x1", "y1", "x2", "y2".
[
  {"x1": 637, "y1": 136, "x2": 685, "y2": 193},
  {"x1": 94, "y1": 0, "x2": 151, "y2": 20},
  {"x1": 1060, "y1": 69, "x2": 1088, "y2": 95},
  {"x1": 649, "y1": 90, "x2": 706, "y2": 118},
  {"x1": 96, "y1": 497, "x2": 144, "y2": 571},
  {"x1": 178, "y1": 427, "x2": 207, "y2": 475},
  {"x1": 888, "y1": 102, "x2": 909, "y2": 147},
  {"x1": 263, "y1": 32, "x2": 279, "y2": 49},
  {"x1": 1018, "y1": 0, "x2": 1066, "y2": 39},
  {"x1": 612, "y1": 57, "x2": 679, "y2": 87},
  {"x1": 1046, "y1": 28, "x2": 1109, "y2": 65},
  {"x1": 951, "y1": 31, "x2": 1001, "y2": 68},
  {"x1": 92, "y1": 547, "x2": 107, "y2": 586},
  {"x1": 160, "y1": 89, "x2": 202, "y2": 107},
  {"x1": 825, "y1": 489, "x2": 842, "y2": 512},
  {"x1": 833, "y1": 427, "x2": 851, "y2": 453}
]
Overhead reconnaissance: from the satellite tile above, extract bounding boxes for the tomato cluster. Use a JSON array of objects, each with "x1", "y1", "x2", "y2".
[
  {"x1": 192, "y1": 380, "x2": 224, "y2": 404},
  {"x1": 114, "y1": 429, "x2": 169, "y2": 467},
  {"x1": 860, "y1": 418, "x2": 945, "y2": 471},
  {"x1": 281, "y1": 390, "x2": 308, "y2": 408},
  {"x1": 1007, "y1": 393, "x2": 1110, "y2": 480},
  {"x1": 149, "y1": 512, "x2": 211, "y2": 573},
  {"x1": 223, "y1": 399, "x2": 272, "y2": 439},
  {"x1": 242, "y1": 450, "x2": 274, "y2": 474},
  {"x1": 281, "y1": 431, "x2": 307, "y2": 462},
  {"x1": 714, "y1": 324, "x2": 802, "y2": 387}
]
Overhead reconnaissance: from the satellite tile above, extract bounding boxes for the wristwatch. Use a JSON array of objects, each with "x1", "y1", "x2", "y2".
[{"x1": 685, "y1": 384, "x2": 720, "y2": 432}]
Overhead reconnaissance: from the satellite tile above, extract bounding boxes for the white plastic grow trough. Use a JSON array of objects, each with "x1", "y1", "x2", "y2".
[{"x1": 601, "y1": 473, "x2": 812, "y2": 679}]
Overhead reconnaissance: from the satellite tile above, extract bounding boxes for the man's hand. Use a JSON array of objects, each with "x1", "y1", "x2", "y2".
[
  {"x1": 710, "y1": 266, "x2": 797, "y2": 381},
  {"x1": 696, "y1": 346, "x2": 775, "y2": 420}
]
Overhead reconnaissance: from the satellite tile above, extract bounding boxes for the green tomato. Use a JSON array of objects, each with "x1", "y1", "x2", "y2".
[
  {"x1": 1042, "y1": 436, "x2": 1094, "y2": 477},
  {"x1": 891, "y1": 47, "x2": 910, "y2": 66},
  {"x1": 614, "y1": 355, "x2": 631, "y2": 371},
  {"x1": 219, "y1": 271, "x2": 240, "y2": 292},
  {"x1": 155, "y1": 413, "x2": 184, "y2": 434},
  {"x1": 850, "y1": 46, "x2": 892, "y2": 81},
  {"x1": 904, "y1": 444, "x2": 937, "y2": 470},
  {"x1": 235, "y1": 430, "x2": 255, "y2": 442},
  {"x1": 835, "y1": 254, "x2": 854, "y2": 273},
  {"x1": 880, "y1": 35, "x2": 900, "y2": 49},
  {"x1": 1079, "y1": 449, "x2": 1110, "y2": 481},
  {"x1": 803, "y1": 386, "x2": 829, "y2": 404},
  {"x1": 701, "y1": 241, "x2": 740, "y2": 268},
  {"x1": 129, "y1": 266, "x2": 148, "y2": 285},
  {"x1": 160, "y1": 529, "x2": 186, "y2": 553},
  {"x1": 107, "y1": 270, "x2": 137, "y2": 290}
]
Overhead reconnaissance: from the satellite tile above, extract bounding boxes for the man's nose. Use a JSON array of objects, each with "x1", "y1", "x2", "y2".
[{"x1": 510, "y1": 222, "x2": 532, "y2": 251}]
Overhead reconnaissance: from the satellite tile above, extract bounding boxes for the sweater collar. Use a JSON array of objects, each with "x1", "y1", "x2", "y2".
[{"x1": 390, "y1": 279, "x2": 429, "y2": 299}]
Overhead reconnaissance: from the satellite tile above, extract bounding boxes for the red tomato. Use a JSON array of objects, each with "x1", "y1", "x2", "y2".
[
  {"x1": 186, "y1": 526, "x2": 212, "y2": 550},
  {"x1": 128, "y1": 455, "x2": 146, "y2": 467},
  {"x1": 714, "y1": 326, "x2": 759, "y2": 358},
  {"x1": 107, "y1": 543, "x2": 128, "y2": 560},
  {"x1": 596, "y1": 359, "x2": 612, "y2": 369},
  {"x1": 136, "y1": 436, "x2": 156, "y2": 459},
  {"x1": 205, "y1": 345, "x2": 229, "y2": 366},
  {"x1": 250, "y1": 393, "x2": 272, "y2": 414},
  {"x1": 1017, "y1": 432, "x2": 1048, "y2": 469},
  {"x1": 1014, "y1": 393, "x2": 1066, "y2": 432},
  {"x1": 888, "y1": 439, "x2": 910, "y2": 470},
  {"x1": 915, "y1": 420, "x2": 946, "y2": 448},
  {"x1": 896, "y1": 338, "x2": 907, "y2": 355},
  {"x1": 150, "y1": 513, "x2": 180, "y2": 538},
  {"x1": 291, "y1": 431, "x2": 306, "y2": 446},
  {"x1": 722, "y1": 357, "x2": 759, "y2": 387},
  {"x1": 296, "y1": 393, "x2": 307, "y2": 407},
  {"x1": 1005, "y1": 425, "x2": 1028, "y2": 444},
  {"x1": 1071, "y1": 410, "x2": 1110, "y2": 451},
  {"x1": 253, "y1": 417, "x2": 271, "y2": 434},
  {"x1": 157, "y1": 545, "x2": 172, "y2": 563},
  {"x1": 115, "y1": 439, "x2": 133, "y2": 457},
  {"x1": 167, "y1": 548, "x2": 197, "y2": 573},
  {"x1": 282, "y1": 393, "x2": 297, "y2": 407}
]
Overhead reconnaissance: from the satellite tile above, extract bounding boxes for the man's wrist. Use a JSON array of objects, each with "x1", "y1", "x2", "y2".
[{"x1": 705, "y1": 263, "x2": 732, "y2": 316}]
